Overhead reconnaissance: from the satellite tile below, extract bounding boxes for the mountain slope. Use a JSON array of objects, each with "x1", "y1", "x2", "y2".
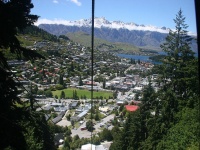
[
  {"x1": 66, "y1": 31, "x2": 140, "y2": 53},
  {"x1": 39, "y1": 24, "x2": 167, "y2": 50},
  {"x1": 37, "y1": 17, "x2": 197, "y2": 52},
  {"x1": 36, "y1": 17, "x2": 170, "y2": 33}
]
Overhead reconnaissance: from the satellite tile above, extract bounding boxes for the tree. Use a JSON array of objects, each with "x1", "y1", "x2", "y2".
[
  {"x1": 71, "y1": 120, "x2": 75, "y2": 128},
  {"x1": 144, "y1": 10, "x2": 199, "y2": 149},
  {"x1": 86, "y1": 120, "x2": 94, "y2": 132},
  {"x1": 73, "y1": 90, "x2": 79, "y2": 100},
  {"x1": 111, "y1": 10, "x2": 198, "y2": 150},
  {"x1": 160, "y1": 9, "x2": 196, "y2": 106},
  {"x1": 139, "y1": 81, "x2": 156, "y2": 141},
  {"x1": 59, "y1": 74, "x2": 64, "y2": 86},
  {"x1": 157, "y1": 107, "x2": 199, "y2": 149},
  {"x1": 99, "y1": 128, "x2": 113, "y2": 142},
  {"x1": 66, "y1": 114, "x2": 71, "y2": 121},
  {"x1": 32, "y1": 85, "x2": 38, "y2": 94},
  {"x1": 60, "y1": 90, "x2": 65, "y2": 99},
  {"x1": 55, "y1": 95, "x2": 58, "y2": 99},
  {"x1": 55, "y1": 84, "x2": 64, "y2": 90},
  {"x1": 113, "y1": 90, "x2": 118, "y2": 99},
  {"x1": 62, "y1": 140, "x2": 70, "y2": 150},
  {"x1": 103, "y1": 79, "x2": 106, "y2": 89},
  {"x1": 134, "y1": 93, "x2": 139, "y2": 100},
  {"x1": 92, "y1": 136, "x2": 101, "y2": 145},
  {"x1": 79, "y1": 75, "x2": 83, "y2": 86},
  {"x1": 0, "y1": 1, "x2": 54, "y2": 149},
  {"x1": 94, "y1": 112, "x2": 100, "y2": 121},
  {"x1": 70, "y1": 62, "x2": 74, "y2": 72},
  {"x1": 109, "y1": 126, "x2": 123, "y2": 149},
  {"x1": 45, "y1": 89, "x2": 53, "y2": 97},
  {"x1": 158, "y1": 9, "x2": 197, "y2": 130},
  {"x1": 112, "y1": 111, "x2": 141, "y2": 150}
]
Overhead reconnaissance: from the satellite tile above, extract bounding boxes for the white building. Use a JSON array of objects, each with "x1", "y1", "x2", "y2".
[{"x1": 81, "y1": 144, "x2": 107, "y2": 150}]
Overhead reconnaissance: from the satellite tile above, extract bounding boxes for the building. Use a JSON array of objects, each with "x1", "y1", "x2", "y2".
[
  {"x1": 99, "y1": 106, "x2": 110, "y2": 113},
  {"x1": 71, "y1": 110, "x2": 88, "y2": 122},
  {"x1": 125, "y1": 105, "x2": 139, "y2": 112},
  {"x1": 52, "y1": 116, "x2": 62, "y2": 124},
  {"x1": 69, "y1": 101, "x2": 78, "y2": 109},
  {"x1": 81, "y1": 143, "x2": 108, "y2": 150},
  {"x1": 54, "y1": 133, "x2": 64, "y2": 147}
]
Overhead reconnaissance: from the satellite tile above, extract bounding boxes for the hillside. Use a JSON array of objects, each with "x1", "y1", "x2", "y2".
[
  {"x1": 38, "y1": 17, "x2": 197, "y2": 52},
  {"x1": 17, "y1": 26, "x2": 141, "y2": 54},
  {"x1": 4, "y1": 26, "x2": 66, "y2": 60},
  {"x1": 67, "y1": 31, "x2": 140, "y2": 53},
  {"x1": 39, "y1": 24, "x2": 166, "y2": 51}
]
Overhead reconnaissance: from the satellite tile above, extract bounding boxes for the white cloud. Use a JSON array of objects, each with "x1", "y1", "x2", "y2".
[
  {"x1": 53, "y1": 0, "x2": 58, "y2": 3},
  {"x1": 70, "y1": 0, "x2": 81, "y2": 6},
  {"x1": 34, "y1": 18, "x2": 196, "y2": 36},
  {"x1": 34, "y1": 18, "x2": 71, "y2": 26}
]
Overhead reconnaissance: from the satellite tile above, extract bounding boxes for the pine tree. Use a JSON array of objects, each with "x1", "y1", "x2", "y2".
[
  {"x1": 139, "y1": 81, "x2": 156, "y2": 141},
  {"x1": 121, "y1": 111, "x2": 141, "y2": 150},
  {"x1": 160, "y1": 9, "x2": 196, "y2": 108},
  {"x1": 79, "y1": 75, "x2": 83, "y2": 86},
  {"x1": 60, "y1": 91, "x2": 65, "y2": 99},
  {"x1": 70, "y1": 62, "x2": 74, "y2": 72},
  {"x1": 59, "y1": 74, "x2": 64, "y2": 86},
  {"x1": 0, "y1": 1, "x2": 55, "y2": 149},
  {"x1": 111, "y1": 10, "x2": 198, "y2": 150},
  {"x1": 151, "y1": 9, "x2": 199, "y2": 148},
  {"x1": 103, "y1": 79, "x2": 106, "y2": 89}
]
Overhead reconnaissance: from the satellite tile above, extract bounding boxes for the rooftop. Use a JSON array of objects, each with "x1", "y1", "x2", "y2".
[{"x1": 125, "y1": 105, "x2": 139, "y2": 112}]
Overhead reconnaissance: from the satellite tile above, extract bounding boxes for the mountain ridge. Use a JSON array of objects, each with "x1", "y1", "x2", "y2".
[
  {"x1": 36, "y1": 17, "x2": 171, "y2": 34},
  {"x1": 37, "y1": 17, "x2": 197, "y2": 52}
]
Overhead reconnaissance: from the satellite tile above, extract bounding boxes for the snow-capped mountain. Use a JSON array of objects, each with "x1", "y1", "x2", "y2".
[
  {"x1": 37, "y1": 17, "x2": 197, "y2": 51},
  {"x1": 35, "y1": 17, "x2": 170, "y2": 34}
]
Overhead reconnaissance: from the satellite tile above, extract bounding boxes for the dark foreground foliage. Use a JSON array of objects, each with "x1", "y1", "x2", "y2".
[
  {"x1": 0, "y1": 1, "x2": 55, "y2": 149},
  {"x1": 110, "y1": 9, "x2": 199, "y2": 150}
]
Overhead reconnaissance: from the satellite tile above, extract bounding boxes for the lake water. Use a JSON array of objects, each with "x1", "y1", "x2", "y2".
[
  {"x1": 117, "y1": 53, "x2": 162, "y2": 64},
  {"x1": 117, "y1": 51, "x2": 198, "y2": 64}
]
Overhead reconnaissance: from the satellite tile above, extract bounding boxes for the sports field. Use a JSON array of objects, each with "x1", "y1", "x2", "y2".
[{"x1": 52, "y1": 88, "x2": 113, "y2": 99}]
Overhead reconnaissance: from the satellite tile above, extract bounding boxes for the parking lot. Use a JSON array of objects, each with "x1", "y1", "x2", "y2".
[{"x1": 71, "y1": 114, "x2": 115, "y2": 138}]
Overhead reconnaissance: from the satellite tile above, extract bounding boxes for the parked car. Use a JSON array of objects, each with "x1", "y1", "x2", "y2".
[
  {"x1": 100, "y1": 123, "x2": 104, "y2": 127},
  {"x1": 81, "y1": 127, "x2": 87, "y2": 131}
]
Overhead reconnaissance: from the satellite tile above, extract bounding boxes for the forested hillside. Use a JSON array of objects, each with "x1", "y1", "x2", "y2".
[
  {"x1": 110, "y1": 10, "x2": 199, "y2": 150},
  {"x1": 19, "y1": 25, "x2": 59, "y2": 42}
]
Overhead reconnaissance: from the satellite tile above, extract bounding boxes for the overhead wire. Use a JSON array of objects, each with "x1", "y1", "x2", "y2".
[
  {"x1": 90, "y1": 0, "x2": 95, "y2": 145},
  {"x1": 6, "y1": 0, "x2": 96, "y2": 146}
]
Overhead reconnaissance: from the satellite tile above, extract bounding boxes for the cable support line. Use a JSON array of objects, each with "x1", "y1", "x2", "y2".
[{"x1": 90, "y1": 0, "x2": 95, "y2": 145}]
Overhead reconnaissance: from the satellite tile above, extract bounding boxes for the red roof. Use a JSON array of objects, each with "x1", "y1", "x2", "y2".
[
  {"x1": 85, "y1": 81, "x2": 97, "y2": 85},
  {"x1": 125, "y1": 105, "x2": 139, "y2": 112}
]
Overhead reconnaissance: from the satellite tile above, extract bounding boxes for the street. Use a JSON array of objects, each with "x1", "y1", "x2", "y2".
[{"x1": 71, "y1": 114, "x2": 115, "y2": 138}]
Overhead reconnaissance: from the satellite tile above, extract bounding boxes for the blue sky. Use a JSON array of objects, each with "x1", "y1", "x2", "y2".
[{"x1": 31, "y1": 0, "x2": 197, "y2": 33}]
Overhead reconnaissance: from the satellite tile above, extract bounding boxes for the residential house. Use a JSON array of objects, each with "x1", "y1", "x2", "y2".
[
  {"x1": 69, "y1": 101, "x2": 78, "y2": 109},
  {"x1": 81, "y1": 143, "x2": 108, "y2": 150}
]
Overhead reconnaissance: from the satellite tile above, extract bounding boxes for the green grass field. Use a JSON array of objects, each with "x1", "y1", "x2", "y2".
[{"x1": 52, "y1": 88, "x2": 113, "y2": 99}]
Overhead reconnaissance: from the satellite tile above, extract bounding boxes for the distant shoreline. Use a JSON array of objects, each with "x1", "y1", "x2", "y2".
[{"x1": 116, "y1": 53, "x2": 162, "y2": 64}]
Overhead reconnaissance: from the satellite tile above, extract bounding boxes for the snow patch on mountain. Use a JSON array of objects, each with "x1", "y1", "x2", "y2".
[{"x1": 35, "y1": 17, "x2": 195, "y2": 35}]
